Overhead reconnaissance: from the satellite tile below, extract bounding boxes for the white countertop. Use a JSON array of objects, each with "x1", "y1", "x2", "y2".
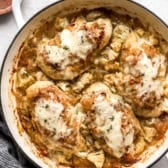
[{"x1": 0, "y1": 0, "x2": 167, "y2": 167}]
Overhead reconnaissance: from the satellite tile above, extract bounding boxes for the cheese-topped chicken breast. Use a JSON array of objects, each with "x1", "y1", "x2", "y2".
[
  {"x1": 80, "y1": 83, "x2": 143, "y2": 160},
  {"x1": 26, "y1": 81, "x2": 75, "y2": 140},
  {"x1": 37, "y1": 14, "x2": 112, "y2": 80},
  {"x1": 26, "y1": 81, "x2": 89, "y2": 165},
  {"x1": 105, "y1": 32, "x2": 167, "y2": 117}
]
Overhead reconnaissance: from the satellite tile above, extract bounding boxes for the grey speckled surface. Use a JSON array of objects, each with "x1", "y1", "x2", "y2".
[{"x1": 0, "y1": 0, "x2": 167, "y2": 167}]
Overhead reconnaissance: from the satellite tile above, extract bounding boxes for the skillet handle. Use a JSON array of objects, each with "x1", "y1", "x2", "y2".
[{"x1": 12, "y1": 0, "x2": 25, "y2": 29}]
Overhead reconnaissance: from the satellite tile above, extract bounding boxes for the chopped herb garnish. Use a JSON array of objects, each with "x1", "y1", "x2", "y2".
[
  {"x1": 109, "y1": 116, "x2": 114, "y2": 121},
  {"x1": 63, "y1": 46, "x2": 69, "y2": 50},
  {"x1": 107, "y1": 125, "x2": 113, "y2": 132},
  {"x1": 22, "y1": 71, "x2": 29, "y2": 78},
  {"x1": 45, "y1": 104, "x2": 49, "y2": 108},
  {"x1": 81, "y1": 36, "x2": 84, "y2": 43},
  {"x1": 95, "y1": 152, "x2": 100, "y2": 155}
]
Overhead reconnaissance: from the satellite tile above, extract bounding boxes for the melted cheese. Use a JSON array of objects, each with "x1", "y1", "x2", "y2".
[
  {"x1": 35, "y1": 99, "x2": 71, "y2": 140},
  {"x1": 133, "y1": 53, "x2": 163, "y2": 98},
  {"x1": 45, "y1": 45, "x2": 71, "y2": 69},
  {"x1": 124, "y1": 125, "x2": 134, "y2": 147},
  {"x1": 124, "y1": 38, "x2": 166, "y2": 99},
  {"x1": 94, "y1": 94, "x2": 131, "y2": 158},
  {"x1": 44, "y1": 29, "x2": 94, "y2": 69},
  {"x1": 61, "y1": 29, "x2": 94, "y2": 60}
]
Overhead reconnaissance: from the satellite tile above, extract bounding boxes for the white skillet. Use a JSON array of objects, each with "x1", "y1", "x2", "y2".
[{"x1": 1, "y1": 0, "x2": 168, "y2": 167}]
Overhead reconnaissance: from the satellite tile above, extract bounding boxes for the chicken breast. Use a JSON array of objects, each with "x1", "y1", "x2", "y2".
[
  {"x1": 26, "y1": 81, "x2": 87, "y2": 160},
  {"x1": 36, "y1": 15, "x2": 112, "y2": 81},
  {"x1": 80, "y1": 82, "x2": 143, "y2": 159},
  {"x1": 106, "y1": 32, "x2": 167, "y2": 118}
]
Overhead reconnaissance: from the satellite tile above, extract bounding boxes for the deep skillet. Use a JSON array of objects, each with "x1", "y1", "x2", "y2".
[{"x1": 0, "y1": 0, "x2": 168, "y2": 168}]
